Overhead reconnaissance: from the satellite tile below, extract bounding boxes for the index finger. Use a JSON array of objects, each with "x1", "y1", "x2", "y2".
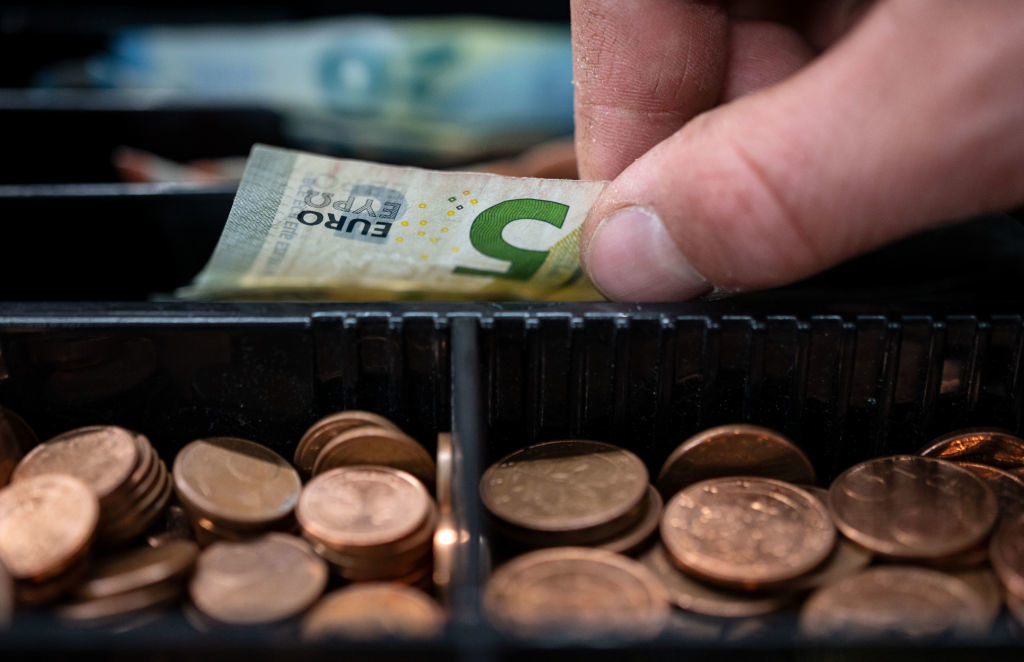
[{"x1": 571, "y1": 0, "x2": 730, "y2": 181}]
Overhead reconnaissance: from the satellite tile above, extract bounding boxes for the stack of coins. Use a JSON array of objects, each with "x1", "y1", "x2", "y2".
[
  {"x1": 56, "y1": 540, "x2": 198, "y2": 627},
  {"x1": 480, "y1": 440, "x2": 661, "y2": 554},
  {"x1": 172, "y1": 437, "x2": 301, "y2": 544},
  {"x1": 12, "y1": 426, "x2": 171, "y2": 546},
  {"x1": 297, "y1": 466, "x2": 437, "y2": 587},
  {"x1": 0, "y1": 414, "x2": 449, "y2": 635},
  {"x1": 0, "y1": 406, "x2": 37, "y2": 487},
  {"x1": 294, "y1": 410, "x2": 436, "y2": 490},
  {"x1": 0, "y1": 474, "x2": 99, "y2": 606}
]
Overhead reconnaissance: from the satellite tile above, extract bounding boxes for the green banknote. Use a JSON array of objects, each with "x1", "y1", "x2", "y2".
[{"x1": 180, "y1": 145, "x2": 608, "y2": 301}]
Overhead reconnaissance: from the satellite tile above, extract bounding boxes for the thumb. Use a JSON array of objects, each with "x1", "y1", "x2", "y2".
[{"x1": 580, "y1": 1, "x2": 1024, "y2": 301}]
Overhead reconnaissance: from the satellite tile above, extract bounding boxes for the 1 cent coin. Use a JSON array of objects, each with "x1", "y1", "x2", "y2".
[
  {"x1": 828, "y1": 455, "x2": 998, "y2": 559},
  {"x1": 311, "y1": 426, "x2": 435, "y2": 490},
  {"x1": 657, "y1": 424, "x2": 816, "y2": 499},
  {"x1": 294, "y1": 411, "x2": 400, "y2": 476},
  {"x1": 661, "y1": 477, "x2": 835, "y2": 590},
  {"x1": 919, "y1": 428, "x2": 1024, "y2": 471},
  {"x1": 189, "y1": 533, "x2": 328, "y2": 625},
  {"x1": 297, "y1": 466, "x2": 432, "y2": 553},
  {"x1": 800, "y1": 566, "x2": 990, "y2": 640},
  {"x1": 484, "y1": 547, "x2": 669, "y2": 638},
  {"x1": 0, "y1": 474, "x2": 99, "y2": 580},
  {"x1": 173, "y1": 437, "x2": 301, "y2": 528},
  {"x1": 13, "y1": 425, "x2": 139, "y2": 504},
  {"x1": 480, "y1": 440, "x2": 648, "y2": 534},
  {"x1": 302, "y1": 584, "x2": 445, "y2": 640}
]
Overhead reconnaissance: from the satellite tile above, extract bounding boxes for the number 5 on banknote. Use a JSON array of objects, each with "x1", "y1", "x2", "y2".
[{"x1": 454, "y1": 199, "x2": 569, "y2": 282}]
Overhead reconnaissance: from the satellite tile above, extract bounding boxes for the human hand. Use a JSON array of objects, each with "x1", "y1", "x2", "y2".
[{"x1": 573, "y1": 0, "x2": 1024, "y2": 300}]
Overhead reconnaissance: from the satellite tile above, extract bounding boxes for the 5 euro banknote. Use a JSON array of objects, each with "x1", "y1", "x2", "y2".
[{"x1": 180, "y1": 144, "x2": 608, "y2": 301}]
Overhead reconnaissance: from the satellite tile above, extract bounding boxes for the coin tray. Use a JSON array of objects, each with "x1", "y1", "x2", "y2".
[{"x1": 2, "y1": 302, "x2": 1024, "y2": 660}]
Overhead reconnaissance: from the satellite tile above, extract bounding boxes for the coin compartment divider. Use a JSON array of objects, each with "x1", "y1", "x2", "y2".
[{"x1": 2, "y1": 303, "x2": 1024, "y2": 659}]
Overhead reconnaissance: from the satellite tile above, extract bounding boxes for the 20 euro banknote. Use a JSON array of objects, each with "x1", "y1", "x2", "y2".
[{"x1": 180, "y1": 145, "x2": 608, "y2": 301}]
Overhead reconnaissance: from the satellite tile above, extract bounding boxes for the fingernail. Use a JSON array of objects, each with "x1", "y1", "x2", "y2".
[{"x1": 584, "y1": 206, "x2": 710, "y2": 301}]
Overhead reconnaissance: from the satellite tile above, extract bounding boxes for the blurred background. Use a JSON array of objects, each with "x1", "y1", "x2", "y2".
[{"x1": 1, "y1": 1, "x2": 1022, "y2": 303}]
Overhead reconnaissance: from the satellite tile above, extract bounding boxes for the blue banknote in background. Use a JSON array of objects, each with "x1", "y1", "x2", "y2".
[{"x1": 38, "y1": 17, "x2": 574, "y2": 162}]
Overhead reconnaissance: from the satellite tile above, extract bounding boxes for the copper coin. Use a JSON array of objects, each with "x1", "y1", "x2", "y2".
[
  {"x1": 829, "y1": 455, "x2": 998, "y2": 559},
  {"x1": 99, "y1": 434, "x2": 158, "y2": 524},
  {"x1": 297, "y1": 466, "x2": 432, "y2": 553},
  {"x1": 294, "y1": 411, "x2": 400, "y2": 476},
  {"x1": 13, "y1": 425, "x2": 139, "y2": 503},
  {"x1": 957, "y1": 462, "x2": 1024, "y2": 517},
  {"x1": 592, "y1": 485, "x2": 662, "y2": 555},
  {"x1": 0, "y1": 474, "x2": 99, "y2": 580},
  {"x1": 302, "y1": 584, "x2": 444, "y2": 640},
  {"x1": 339, "y1": 558, "x2": 433, "y2": 585},
  {"x1": 57, "y1": 580, "x2": 181, "y2": 625},
  {"x1": 173, "y1": 437, "x2": 301, "y2": 527},
  {"x1": 484, "y1": 547, "x2": 669, "y2": 639},
  {"x1": 923, "y1": 542, "x2": 991, "y2": 571},
  {"x1": 491, "y1": 488, "x2": 649, "y2": 549},
  {"x1": 656, "y1": 424, "x2": 815, "y2": 499},
  {"x1": 480, "y1": 440, "x2": 648, "y2": 533},
  {"x1": 991, "y1": 510, "x2": 1024, "y2": 599},
  {"x1": 189, "y1": 533, "x2": 328, "y2": 625},
  {"x1": 800, "y1": 566, "x2": 990, "y2": 640},
  {"x1": 919, "y1": 428, "x2": 1024, "y2": 471},
  {"x1": 639, "y1": 544, "x2": 794, "y2": 618},
  {"x1": 661, "y1": 477, "x2": 835, "y2": 590},
  {"x1": 0, "y1": 560, "x2": 12, "y2": 626},
  {"x1": 99, "y1": 445, "x2": 161, "y2": 530},
  {"x1": 308, "y1": 505, "x2": 437, "y2": 567},
  {"x1": 104, "y1": 460, "x2": 173, "y2": 546},
  {"x1": 75, "y1": 540, "x2": 198, "y2": 600},
  {"x1": 312, "y1": 426, "x2": 435, "y2": 490}
]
